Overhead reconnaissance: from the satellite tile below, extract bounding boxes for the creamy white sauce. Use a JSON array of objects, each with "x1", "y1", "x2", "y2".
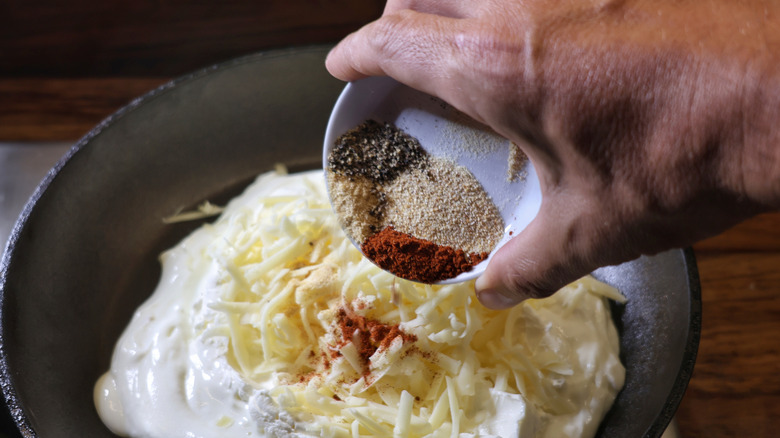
[{"x1": 95, "y1": 170, "x2": 626, "y2": 438}]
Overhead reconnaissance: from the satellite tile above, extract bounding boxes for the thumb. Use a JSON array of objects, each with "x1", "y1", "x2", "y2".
[{"x1": 475, "y1": 205, "x2": 597, "y2": 309}]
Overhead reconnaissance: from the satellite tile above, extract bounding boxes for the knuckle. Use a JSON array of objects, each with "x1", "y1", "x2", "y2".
[{"x1": 369, "y1": 12, "x2": 415, "y2": 59}]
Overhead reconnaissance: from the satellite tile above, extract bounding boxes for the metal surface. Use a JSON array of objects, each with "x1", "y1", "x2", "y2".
[
  {"x1": 1, "y1": 143, "x2": 73, "y2": 252},
  {"x1": 0, "y1": 46, "x2": 693, "y2": 437},
  {"x1": 0, "y1": 142, "x2": 72, "y2": 437}
]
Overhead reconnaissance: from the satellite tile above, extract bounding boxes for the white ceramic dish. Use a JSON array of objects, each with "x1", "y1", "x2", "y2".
[{"x1": 323, "y1": 76, "x2": 542, "y2": 283}]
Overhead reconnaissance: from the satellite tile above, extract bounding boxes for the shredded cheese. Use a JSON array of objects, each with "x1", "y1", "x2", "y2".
[
  {"x1": 98, "y1": 169, "x2": 627, "y2": 438},
  {"x1": 196, "y1": 170, "x2": 627, "y2": 437},
  {"x1": 162, "y1": 201, "x2": 224, "y2": 223}
]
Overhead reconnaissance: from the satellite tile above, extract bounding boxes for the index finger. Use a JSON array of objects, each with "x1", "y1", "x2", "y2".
[{"x1": 325, "y1": 10, "x2": 469, "y2": 99}]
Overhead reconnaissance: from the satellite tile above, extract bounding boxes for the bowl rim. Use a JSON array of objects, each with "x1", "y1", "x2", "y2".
[{"x1": 0, "y1": 44, "x2": 702, "y2": 438}]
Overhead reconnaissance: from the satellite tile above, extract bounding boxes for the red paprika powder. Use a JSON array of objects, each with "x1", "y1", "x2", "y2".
[
  {"x1": 361, "y1": 226, "x2": 488, "y2": 283},
  {"x1": 333, "y1": 307, "x2": 416, "y2": 377}
]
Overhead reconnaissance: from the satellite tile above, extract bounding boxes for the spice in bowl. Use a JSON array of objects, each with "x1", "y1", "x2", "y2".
[{"x1": 326, "y1": 120, "x2": 504, "y2": 283}]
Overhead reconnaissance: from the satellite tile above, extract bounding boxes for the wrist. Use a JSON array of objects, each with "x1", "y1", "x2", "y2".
[{"x1": 717, "y1": 56, "x2": 780, "y2": 211}]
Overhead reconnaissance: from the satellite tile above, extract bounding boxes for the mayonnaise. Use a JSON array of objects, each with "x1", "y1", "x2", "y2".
[{"x1": 95, "y1": 169, "x2": 626, "y2": 438}]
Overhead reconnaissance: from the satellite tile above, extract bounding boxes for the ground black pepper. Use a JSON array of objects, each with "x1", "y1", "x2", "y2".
[{"x1": 328, "y1": 120, "x2": 427, "y2": 184}]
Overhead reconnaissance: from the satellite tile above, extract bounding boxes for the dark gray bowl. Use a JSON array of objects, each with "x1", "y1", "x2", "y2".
[{"x1": 0, "y1": 46, "x2": 700, "y2": 438}]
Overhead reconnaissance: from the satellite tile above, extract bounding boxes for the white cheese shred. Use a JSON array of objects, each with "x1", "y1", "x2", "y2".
[{"x1": 393, "y1": 390, "x2": 413, "y2": 438}]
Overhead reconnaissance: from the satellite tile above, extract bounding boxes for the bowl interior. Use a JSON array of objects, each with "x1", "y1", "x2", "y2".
[
  {"x1": 322, "y1": 76, "x2": 544, "y2": 284},
  {"x1": 0, "y1": 45, "x2": 700, "y2": 438}
]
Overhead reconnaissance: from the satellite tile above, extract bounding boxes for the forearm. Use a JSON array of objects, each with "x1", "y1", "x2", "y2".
[
  {"x1": 527, "y1": 0, "x2": 780, "y2": 211},
  {"x1": 641, "y1": 0, "x2": 780, "y2": 210},
  {"x1": 727, "y1": 66, "x2": 780, "y2": 210},
  {"x1": 325, "y1": 0, "x2": 780, "y2": 304}
]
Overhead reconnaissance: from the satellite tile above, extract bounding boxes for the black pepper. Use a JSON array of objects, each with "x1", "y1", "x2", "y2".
[{"x1": 328, "y1": 120, "x2": 427, "y2": 184}]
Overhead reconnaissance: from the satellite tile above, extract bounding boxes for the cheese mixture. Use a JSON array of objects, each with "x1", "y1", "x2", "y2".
[{"x1": 94, "y1": 169, "x2": 626, "y2": 438}]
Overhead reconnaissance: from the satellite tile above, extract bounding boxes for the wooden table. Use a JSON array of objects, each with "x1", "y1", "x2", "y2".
[{"x1": 2, "y1": 1, "x2": 779, "y2": 436}]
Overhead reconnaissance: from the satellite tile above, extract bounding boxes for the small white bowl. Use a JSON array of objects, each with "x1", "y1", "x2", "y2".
[{"x1": 323, "y1": 76, "x2": 542, "y2": 284}]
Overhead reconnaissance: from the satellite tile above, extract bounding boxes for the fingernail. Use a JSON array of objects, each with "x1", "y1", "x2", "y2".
[
  {"x1": 475, "y1": 275, "x2": 523, "y2": 309},
  {"x1": 478, "y1": 290, "x2": 517, "y2": 309},
  {"x1": 476, "y1": 286, "x2": 518, "y2": 310}
]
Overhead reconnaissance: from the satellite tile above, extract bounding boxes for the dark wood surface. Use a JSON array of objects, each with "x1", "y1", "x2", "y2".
[
  {"x1": 2, "y1": 2, "x2": 779, "y2": 436},
  {"x1": 0, "y1": 0, "x2": 384, "y2": 76}
]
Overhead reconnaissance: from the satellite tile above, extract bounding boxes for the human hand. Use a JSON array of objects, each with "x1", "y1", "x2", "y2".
[{"x1": 326, "y1": 0, "x2": 780, "y2": 308}]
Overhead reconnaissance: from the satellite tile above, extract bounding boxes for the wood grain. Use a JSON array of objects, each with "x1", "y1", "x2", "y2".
[
  {"x1": 0, "y1": 78, "x2": 169, "y2": 141},
  {"x1": 693, "y1": 212, "x2": 780, "y2": 252},
  {"x1": 676, "y1": 252, "x2": 780, "y2": 437},
  {"x1": 1, "y1": 0, "x2": 384, "y2": 76}
]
